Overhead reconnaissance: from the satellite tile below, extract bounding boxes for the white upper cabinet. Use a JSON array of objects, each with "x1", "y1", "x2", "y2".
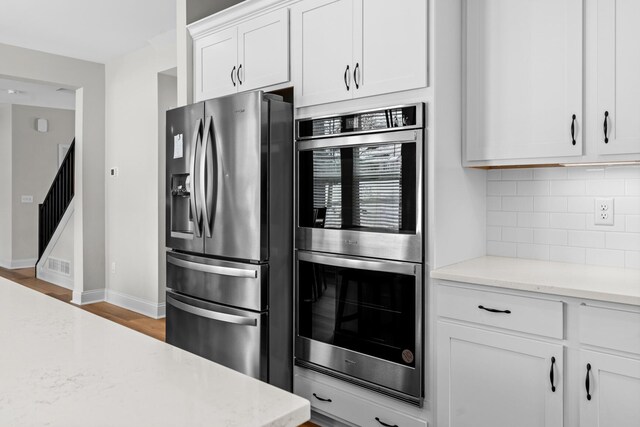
[
  {"x1": 596, "y1": 0, "x2": 640, "y2": 156},
  {"x1": 291, "y1": 0, "x2": 354, "y2": 107},
  {"x1": 292, "y1": 0, "x2": 427, "y2": 108},
  {"x1": 465, "y1": 0, "x2": 583, "y2": 162},
  {"x1": 192, "y1": 8, "x2": 290, "y2": 102},
  {"x1": 195, "y1": 27, "x2": 238, "y2": 100}
]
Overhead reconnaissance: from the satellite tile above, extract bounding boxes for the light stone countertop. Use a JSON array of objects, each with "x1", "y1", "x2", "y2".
[
  {"x1": 0, "y1": 276, "x2": 310, "y2": 427},
  {"x1": 431, "y1": 256, "x2": 640, "y2": 306}
]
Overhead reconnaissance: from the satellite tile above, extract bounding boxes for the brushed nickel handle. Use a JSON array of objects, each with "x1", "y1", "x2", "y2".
[
  {"x1": 167, "y1": 256, "x2": 257, "y2": 278},
  {"x1": 167, "y1": 296, "x2": 257, "y2": 326}
]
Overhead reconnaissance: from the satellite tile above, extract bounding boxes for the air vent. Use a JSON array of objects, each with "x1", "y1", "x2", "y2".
[{"x1": 47, "y1": 257, "x2": 71, "y2": 276}]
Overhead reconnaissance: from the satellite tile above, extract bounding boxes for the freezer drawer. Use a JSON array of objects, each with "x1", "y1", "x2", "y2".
[
  {"x1": 166, "y1": 290, "x2": 268, "y2": 381},
  {"x1": 166, "y1": 251, "x2": 268, "y2": 311}
]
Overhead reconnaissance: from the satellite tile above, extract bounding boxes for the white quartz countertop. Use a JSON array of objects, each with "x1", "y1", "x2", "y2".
[
  {"x1": 0, "y1": 277, "x2": 310, "y2": 427},
  {"x1": 431, "y1": 256, "x2": 640, "y2": 306}
]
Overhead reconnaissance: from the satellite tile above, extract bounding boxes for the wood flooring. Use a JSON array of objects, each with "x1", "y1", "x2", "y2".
[{"x1": 0, "y1": 266, "x2": 320, "y2": 426}]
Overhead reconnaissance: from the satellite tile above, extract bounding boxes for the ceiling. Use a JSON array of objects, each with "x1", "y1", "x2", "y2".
[
  {"x1": 0, "y1": 77, "x2": 75, "y2": 110},
  {"x1": 0, "y1": 0, "x2": 176, "y2": 64}
]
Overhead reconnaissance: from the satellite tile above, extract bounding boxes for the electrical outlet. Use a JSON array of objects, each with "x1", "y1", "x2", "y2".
[
  {"x1": 110, "y1": 167, "x2": 119, "y2": 177},
  {"x1": 594, "y1": 198, "x2": 614, "y2": 225}
]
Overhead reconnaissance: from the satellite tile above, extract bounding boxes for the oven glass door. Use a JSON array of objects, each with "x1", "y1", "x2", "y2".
[{"x1": 297, "y1": 252, "x2": 418, "y2": 368}]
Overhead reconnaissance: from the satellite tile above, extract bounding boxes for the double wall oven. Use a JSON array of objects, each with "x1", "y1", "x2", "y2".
[{"x1": 294, "y1": 104, "x2": 424, "y2": 405}]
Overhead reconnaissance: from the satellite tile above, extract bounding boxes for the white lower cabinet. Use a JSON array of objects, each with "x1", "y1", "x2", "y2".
[
  {"x1": 295, "y1": 373, "x2": 427, "y2": 427},
  {"x1": 579, "y1": 350, "x2": 640, "y2": 427},
  {"x1": 437, "y1": 322, "x2": 563, "y2": 427},
  {"x1": 436, "y1": 282, "x2": 640, "y2": 427}
]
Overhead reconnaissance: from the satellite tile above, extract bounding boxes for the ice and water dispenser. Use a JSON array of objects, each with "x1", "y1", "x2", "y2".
[{"x1": 170, "y1": 173, "x2": 194, "y2": 238}]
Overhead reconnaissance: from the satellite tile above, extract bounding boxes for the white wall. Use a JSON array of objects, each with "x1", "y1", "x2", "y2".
[
  {"x1": 0, "y1": 104, "x2": 12, "y2": 266},
  {"x1": 486, "y1": 166, "x2": 640, "y2": 269},
  {"x1": 0, "y1": 42, "x2": 106, "y2": 299},
  {"x1": 105, "y1": 36, "x2": 176, "y2": 318},
  {"x1": 11, "y1": 104, "x2": 75, "y2": 263}
]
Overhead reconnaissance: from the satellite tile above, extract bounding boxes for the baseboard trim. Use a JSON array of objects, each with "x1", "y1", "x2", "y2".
[
  {"x1": 36, "y1": 268, "x2": 73, "y2": 290},
  {"x1": 71, "y1": 289, "x2": 106, "y2": 305},
  {"x1": 106, "y1": 289, "x2": 166, "y2": 319},
  {"x1": 0, "y1": 258, "x2": 38, "y2": 269}
]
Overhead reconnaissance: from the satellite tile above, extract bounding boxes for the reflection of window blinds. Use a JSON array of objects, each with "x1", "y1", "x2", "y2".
[
  {"x1": 313, "y1": 149, "x2": 342, "y2": 228},
  {"x1": 353, "y1": 144, "x2": 402, "y2": 230}
]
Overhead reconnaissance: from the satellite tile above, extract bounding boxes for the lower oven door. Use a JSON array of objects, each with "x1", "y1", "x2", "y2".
[
  {"x1": 166, "y1": 290, "x2": 268, "y2": 381},
  {"x1": 295, "y1": 250, "x2": 422, "y2": 402}
]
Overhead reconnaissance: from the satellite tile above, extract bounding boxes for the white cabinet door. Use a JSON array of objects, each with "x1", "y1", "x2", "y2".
[
  {"x1": 355, "y1": 0, "x2": 427, "y2": 98},
  {"x1": 597, "y1": 0, "x2": 640, "y2": 156},
  {"x1": 237, "y1": 8, "x2": 290, "y2": 93},
  {"x1": 194, "y1": 27, "x2": 238, "y2": 101},
  {"x1": 437, "y1": 322, "x2": 563, "y2": 427},
  {"x1": 292, "y1": 0, "x2": 355, "y2": 107},
  {"x1": 465, "y1": 0, "x2": 583, "y2": 161},
  {"x1": 579, "y1": 350, "x2": 640, "y2": 427}
]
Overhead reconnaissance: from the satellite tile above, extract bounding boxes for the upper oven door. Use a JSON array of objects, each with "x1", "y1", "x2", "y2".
[{"x1": 296, "y1": 128, "x2": 423, "y2": 262}]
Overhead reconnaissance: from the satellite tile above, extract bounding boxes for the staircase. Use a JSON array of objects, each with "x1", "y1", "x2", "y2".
[{"x1": 37, "y1": 139, "x2": 75, "y2": 264}]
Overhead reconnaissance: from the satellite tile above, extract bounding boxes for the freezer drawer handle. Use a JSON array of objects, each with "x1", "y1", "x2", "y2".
[
  {"x1": 167, "y1": 256, "x2": 258, "y2": 278},
  {"x1": 167, "y1": 295, "x2": 257, "y2": 326}
]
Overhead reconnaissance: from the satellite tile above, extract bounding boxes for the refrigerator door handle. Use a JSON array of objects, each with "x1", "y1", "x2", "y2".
[
  {"x1": 201, "y1": 116, "x2": 213, "y2": 237},
  {"x1": 190, "y1": 118, "x2": 203, "y2": 238},
  {"x1": 167, "y1": 295, "x2": 258, "y2": 326},
  {"x1": 167, "y1": 255, "x2": 258, "y2": 278}
]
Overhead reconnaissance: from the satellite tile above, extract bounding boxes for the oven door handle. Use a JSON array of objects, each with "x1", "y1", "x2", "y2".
[
  {"x1": 167, "y1": 295, "x2": 257, "y2": 326},
  {"x1": 167, "y1": 256, "x2": 258, "y2": 278},
  {"x1": 298, "y1": 251, "x2": 416, "y2": 275}
]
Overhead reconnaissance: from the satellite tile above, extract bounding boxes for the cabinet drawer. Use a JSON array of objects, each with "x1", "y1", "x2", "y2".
[
  {"x1": 437, "y1": 285, "x2": 564, "y2": 339},
  {"x1": 294, "y1": 374, "x2": 426, "y2": 427},
  {"x1": 579, "y1": 304, "x2": 640, "y2": 355}
]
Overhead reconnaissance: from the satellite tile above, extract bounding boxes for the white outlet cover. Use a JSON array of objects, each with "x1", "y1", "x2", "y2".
[{"x1": 594, "y1": 198, "x2": 614, "y2": 225}]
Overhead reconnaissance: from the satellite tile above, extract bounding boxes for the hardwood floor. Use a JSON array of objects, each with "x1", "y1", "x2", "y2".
[
  {"x1": 0, "y1": 266, "x2": 166, "y2": 341},
  {"x1": 0, "y1": 267, "x2": 320, "y2": 426}
]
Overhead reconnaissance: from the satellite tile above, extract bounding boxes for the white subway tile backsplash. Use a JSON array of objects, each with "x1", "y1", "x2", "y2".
[
  {"x1": 586, "y1": 248, "x2": 626, "y2": 268},
  {"x1": 486, "y1": 166, "x2": 640, "y2": 269},
  {"x1": 518, "y1": 212, "x2": 550, "y2": 228},
  {"x1": 604, "y1": 165, "x2": 640, "y2": 179},
  {"x1": 487, "y1": 241, "x2": 517, "y2": 257},
  {"x1": 488, "y1": 181, "x2": 517, "y2": 196},
  {"x1": 626, "y1": 215, "x2": 640, "y2": 233},
  {"x1": 550, "y1": 180, "x2": 586, "y2": 196},
  {"x1": 487, "y1": 226, "x2": 502, "y2": 241},
  {"x1": 502, "y1": 196, "x2": 534, "y2": 212},
  {"x1": 517, "y1": 181, "x2": 549, "y2": 196},
  {"x1": 550, "y1": 245, "x2": 586, "y2": 264},
  {"x1": 568, "y1": 168, "x2": 605, "y2": 180},
  {"x1": 550, "y1": 213, "x2": 586, "y2": 230},
  {"x1": 567, "y1": 197, "x2": 593, "y2": 213},
  {"x1": 487, "y1": 211, "x2": 517, "y2": 227},
  {"x1": 606, "y1": 233, "x2": 640, "y2": 251},
  {"x1": 585, "y1": 179, "x2": 626, "y2": 196},
  {"x1": 517, "y1": 243, "x2": 550, "y2": 261},
  {"x1": 534, "y1": 168, "x2": 567, "y2": 180},
  {"x1": 626, "y1": 179, "x2": 640, "y2": 196},
  {"x1": 487, "y1": 196, "x2": 502, "y2": 211},
  {"x1": 626, "y1": 251, "x2": 640, "y2": 269},
  {"x1": 502, "y1": 169, "x2": 533, "y2": 181},
  {"x1": 487, "y1": 169, "x2": 502, "y2": 181},
  {"x1": 534, "y1": 229, "x2": 568, "y2": 246},
  {"x1": 567, "y1": 231, "x2": 605, "y2": 248},
  {"x1": 534, "y1": 197, "x2": 567, "y2": 212}
]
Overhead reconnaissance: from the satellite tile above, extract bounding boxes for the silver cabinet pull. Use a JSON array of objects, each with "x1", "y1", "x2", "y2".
[
  {"x1": 167, "y1": 256, "x2": 258, "y2": 278},
  {"x1": 167, "y1": 296, "x2": 257, "y2": 326}
]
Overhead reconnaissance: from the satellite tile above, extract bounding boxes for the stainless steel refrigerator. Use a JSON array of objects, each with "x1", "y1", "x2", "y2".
[{"x1": 165, "y1": 91, "x2": 293, "y2": 391}]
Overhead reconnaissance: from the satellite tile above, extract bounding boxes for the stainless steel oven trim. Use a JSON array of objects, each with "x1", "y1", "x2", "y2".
[
  {"x1": 297, "y1": 250, "x2": 416, "y2": 275},
  {"x1": 294, "y1": 251, "x2": 423, "y2": 401},
  {"x1": 295, "y1": 128, "x2": 424, "y2": 262},
  {"x1": 297, "y1": 128, "x2": 419, "y2": 151},
  {"x1": 295, "y1": 103, "x2": 424, "y2": 141}
]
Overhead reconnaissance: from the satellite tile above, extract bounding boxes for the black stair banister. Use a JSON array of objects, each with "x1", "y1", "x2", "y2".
[{"x1": 37, "y1": 139, "x2": 75, "y2": 263}]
